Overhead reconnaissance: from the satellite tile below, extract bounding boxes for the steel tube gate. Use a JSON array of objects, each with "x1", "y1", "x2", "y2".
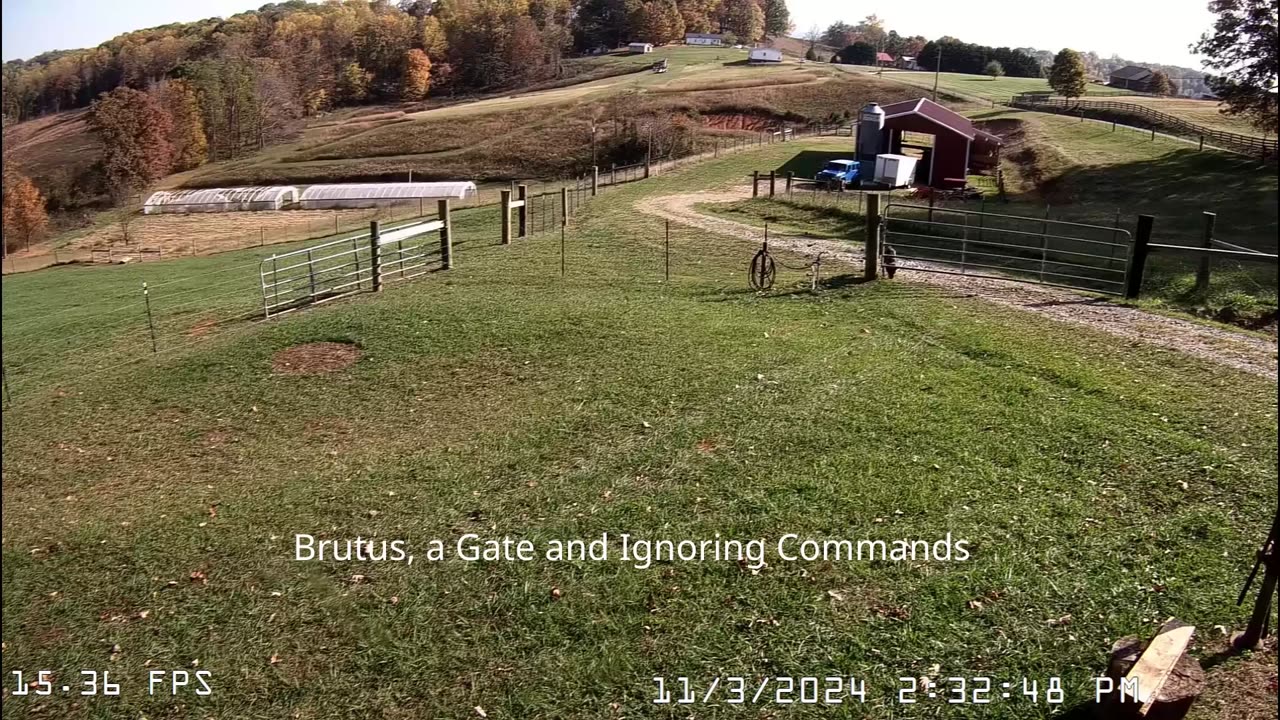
[
  {"x1": 260, "y1": 218, "x2": 444, "y2": 317},
  {"x1": 881, "y1": 202, "x2": 1133, "y2": 295}
]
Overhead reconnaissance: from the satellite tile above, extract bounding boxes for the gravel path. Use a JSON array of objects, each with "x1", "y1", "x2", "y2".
[{"x1": 636, "y1": 188, "x2": 1278, "y2": 379}]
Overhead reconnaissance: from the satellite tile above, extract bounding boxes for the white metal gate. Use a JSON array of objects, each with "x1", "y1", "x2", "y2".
[
  {"x1": 260, "y1": 219, "x2": 443, "y2": 317},
  {"x1": 882, "y1": 202, "x2": 1133, "y2": 295}
]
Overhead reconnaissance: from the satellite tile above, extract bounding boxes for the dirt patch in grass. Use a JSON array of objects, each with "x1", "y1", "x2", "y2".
[
  {"x1": 1191, "y1": 638, "x2": 1278, "y2": 720},
  {"x1": 271, "y1": 342, "x2": 362, "y2": 375}
]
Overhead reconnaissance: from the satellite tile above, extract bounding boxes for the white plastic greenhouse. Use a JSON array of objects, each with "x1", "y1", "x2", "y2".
[
  {"x1": 297, "y1": 182, "x2": 478, "y2": 210},
  {"x1": 143, "y1": 186, "x2": 299, "y2": 214}
]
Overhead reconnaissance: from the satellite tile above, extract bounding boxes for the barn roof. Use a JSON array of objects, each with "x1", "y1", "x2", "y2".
[
  {"x1": 1110, "y1": 65, "x2": 1153, "y2": 81},
  {"x1": 879, "y1": 98, "x2": 1002, "y2": 145},
  {"x1": 876, "y1": 52, "x2": 894, "y2": 62},
  {"x1": 685, "y1": 33, "x2": 725, "y2": 40}
]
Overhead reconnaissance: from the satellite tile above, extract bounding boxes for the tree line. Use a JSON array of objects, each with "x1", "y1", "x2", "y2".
[{"x1": 2, "y1": 0, "x2": 792, "y2": 124}]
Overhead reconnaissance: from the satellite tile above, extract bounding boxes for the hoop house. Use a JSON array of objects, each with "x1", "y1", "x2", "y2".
[
  {"x1": 298, "y1": 182, "x2": 477, "y2": 210},
  {"x1": 143, "y1": 186, "x2": 299, "y2": 214}
]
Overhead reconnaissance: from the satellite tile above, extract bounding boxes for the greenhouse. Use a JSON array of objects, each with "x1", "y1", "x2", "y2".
[
  {"x1": 298, "y1": 182, "x2": 478, "y2": 210},
  {"x1": 142, "y1": 186, "x2": 299, "y2": 214}
]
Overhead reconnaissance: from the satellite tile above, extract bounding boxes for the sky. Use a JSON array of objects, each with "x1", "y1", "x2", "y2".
[{"x1": 3, "y1": 0, "x2": 1217, "y2": 69}]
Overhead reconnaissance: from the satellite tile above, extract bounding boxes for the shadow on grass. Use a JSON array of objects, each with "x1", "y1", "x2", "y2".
[{"x1": 774, "y1": 150, "x2": 861, "y2": 179}]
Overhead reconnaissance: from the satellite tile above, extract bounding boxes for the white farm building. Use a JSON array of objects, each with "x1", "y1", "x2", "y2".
[
  {"x1": 298, "y1": 182, "x2": 478, "y2": 210},
  {"x1": 684, "y1": 33, "x2": 726, "y2": 46},
  {"x1": 143, "y1": 186, "x2": 298, "y2": 214},
  {"x1": 748, "y1": 48, "x2": 782, "y2": 64},
  {"x1": 627, "y1": 42, "x2": 654, "y2": 53}
]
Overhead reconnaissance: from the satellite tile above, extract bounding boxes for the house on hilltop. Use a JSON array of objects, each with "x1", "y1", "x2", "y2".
[
  {"x1": 685, "y1": 33, "x2": 726, "y2": 46},
  {"x1": 1108, "y1": 65, "x2": 1153, "y2": 92}
]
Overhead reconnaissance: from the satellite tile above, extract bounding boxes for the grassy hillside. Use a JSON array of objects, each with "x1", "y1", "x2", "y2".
[{"x1": 3, "y1": 137, "x2": 1276, "y2": 719}]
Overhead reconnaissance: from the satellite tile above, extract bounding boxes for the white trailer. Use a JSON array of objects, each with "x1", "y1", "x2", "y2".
[{"x1": 874, "y1": 154, "x2": 919, "y2": 188}]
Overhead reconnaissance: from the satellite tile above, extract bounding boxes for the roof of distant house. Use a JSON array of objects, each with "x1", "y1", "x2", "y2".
[
  {"x1": 1110, "y1": 65, "x2": 1153, "y2": 80},
  {"x1": 685, "y1": 33, "x2": 725, "y2": 39},
  {"x1": 876, "y1": 52, "x2": 894, "y2": 62},
  {"x1": 878, "y1": 97, "x2": 1002, "y2": 144}
]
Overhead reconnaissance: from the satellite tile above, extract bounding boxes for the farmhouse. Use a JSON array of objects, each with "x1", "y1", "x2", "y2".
[
  {"x1": 875, "y1": 52, "x2": 894, "y2": 67},
  {"x1": 748, "y1": 47, "x2": 782, "y2": 64},
  {"x1": 1109, "y1": 65, "x2": 1154, "y2": 91},
  {"x1": 684, "y1": 33, "x2": 725, "y2": 46},
  {"x1": 627, "y1": 42, "x2": 654, "y2": 54},
  {"x1": 897, "y1": 55, "x2": 920, "y2": 70},
  {"x1": 855, "y1": 98, "x2": 1002, "y2": 189}
]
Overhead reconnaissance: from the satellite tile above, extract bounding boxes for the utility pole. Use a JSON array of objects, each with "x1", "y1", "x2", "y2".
[{"x1": 932, "y1": 44, "x2": 942, "y2": 102}]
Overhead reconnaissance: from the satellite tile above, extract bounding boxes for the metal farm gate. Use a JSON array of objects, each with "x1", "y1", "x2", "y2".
[
  {"x1": 881, "y1": 202, "x2": 1133, "y2": 295},
  {"x1": 260, "y1": 218, "x2": 445, "y2": 317}
]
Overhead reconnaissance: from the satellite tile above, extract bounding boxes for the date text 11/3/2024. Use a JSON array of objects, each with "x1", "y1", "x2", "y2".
[{"x1": 652, "y1": 676, "x2": 1147, "y2": 705}]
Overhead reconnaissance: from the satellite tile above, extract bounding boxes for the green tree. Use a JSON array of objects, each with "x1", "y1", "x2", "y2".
[
  {"x1": 87, "y1": 87, "x2": 173, "y2": 201},
  {"x1": 1147, "y1": 69, "x2": 1175, "y2": 96},
  {"x1": 402, "y1": 49, "x2": 432, "y2": 101},
  {"x1": 839, "y1": 41, "x2": 876, "y2": 65},
  {"x1": 2, "y1": 172, "x2": 48, "y2": 252},
  {"x1": 762, "y1": 0, "x2": 790, "y2": 39},
  {"x1": 984, "y1": 60, "x2": 1004, "y2": 80},
  {"x1": 336, "y1": 62, "x2": 372, "y2": 103},
  {"x1": 1048, "y1": 48, "x2": 1087, "y2": 99},
  {"x1": 1193, "y1": 0, "x2": 1277, "y2": 132},
  {"x1": 722, "y1": 0, "x2": 763, "y2": 43}
]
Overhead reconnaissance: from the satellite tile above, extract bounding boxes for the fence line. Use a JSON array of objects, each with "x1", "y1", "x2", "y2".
[{"x1": 1008, "y1": 96, "x2": 1276, "y2": 159}]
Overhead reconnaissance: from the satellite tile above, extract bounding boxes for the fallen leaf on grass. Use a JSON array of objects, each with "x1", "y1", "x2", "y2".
[
  {"x1": 189, "y1": 570, "x2": 208, "y2": 585},
  {"x1": 474, "y1": 706, "x2": 488, "y2": 718},
  {"x1": 550, "y1": 587, "x2": 563, "y2": 600}
]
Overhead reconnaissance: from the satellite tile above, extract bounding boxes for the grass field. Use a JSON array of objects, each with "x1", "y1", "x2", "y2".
[
  {"x1": 3, "y1": 137, "x2": 1277, "y2": 719},
  {"x1": 858, "y1": 68, "x2": 1268, "y2": 139},
  {"x1": 852, "y1": 69, "x2": 1136, "y2": 103}
]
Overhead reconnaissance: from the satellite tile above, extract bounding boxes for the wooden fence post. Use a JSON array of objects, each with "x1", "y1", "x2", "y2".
[
  {"x1": 517, "y1": 184, "x2": 529, "y2": 238},
  {"x1": 644, "y1": 158, "x2": 651, "y2": 178},
  {"x1": 591, "y1": 166, "x2": 599, "y2": 196},
  {"x1": 438, "y1": 199, "x2": 452, "y2": 269},
  {"x1": 769, "y1": 170, "x2": 776, "y2": 197},
  {"x1": 1124, "y1": 215, "x2": 1154, "y2": 299},
  {"x1": 752, "y1": 171, "x2": 759, "y2": 198},
  {"x1": 1195, "y1": 211, "x2": 1216, "y2": 294},
  {"x1": 785, "y1": 171, "x2": 794, "y2": 195},
  {"x1": 610, "y1": 163, "x2": 616, "y2": 186},
  {"x1": 561, "y1": 187, "x2": 569, "y2": 225},
  {"x1": 370, "y1": 221, "x2": 383, "y2": 292},
  {"x1": 864, "y1": 193, "x2": 881, "y2": 281},
  {"x1": 500, "y1": 189, "x2": 512, "y2": 245}
]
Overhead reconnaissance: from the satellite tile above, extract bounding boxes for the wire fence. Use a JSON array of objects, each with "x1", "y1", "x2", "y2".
[{"x1": 1, "y1": 121, "x2": 865, "y2": 403}]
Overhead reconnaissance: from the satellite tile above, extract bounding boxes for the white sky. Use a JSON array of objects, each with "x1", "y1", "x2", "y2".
[
  {"x1": 4, "y1": 0, "x2": 1217, "y2": 69},
  {"x1": 787, "y1": 0, "x2": 1217, "y2": 69}
]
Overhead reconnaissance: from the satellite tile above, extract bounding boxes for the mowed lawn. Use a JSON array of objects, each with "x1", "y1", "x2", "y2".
[{"x1": 2, "y1": 140, "x2": 1276, "y2": 719}]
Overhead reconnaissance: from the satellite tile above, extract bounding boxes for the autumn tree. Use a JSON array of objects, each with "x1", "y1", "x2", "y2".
[
  {"x1": 88, "y1": 87, "x2": 173, "y2": 202},
  {"x1": 402, "y1": 49, "x2": 432, "y2": 101},
  {"x1": 985, "y1": 60, "x2": 1004, "y2": 79},
  {"x1": 854, "y1": 15, "x2": 886, "y2": 50},
  {"x1": 2, "y1": 172, "x2": 48, "y2": 252},
  {"x1": 1147, "y1": 70, "x2": 1175, "y2": 96},
  {"x1": 1193, "y1": 0, "x2": 1277, "y2": 132},
  {"x1": 158, "y1": 79, "x2": 207, "y2": 171},
  {"x1": 1048, "y1": 48, "x2": 1087, "y2": 100},
  {"x1": 822, "y1": 21, "x2": 856, "y2": 48}
]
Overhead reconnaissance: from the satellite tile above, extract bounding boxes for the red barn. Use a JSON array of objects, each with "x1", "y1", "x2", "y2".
[
  {"x1": 876, "y1": 98, "x2": 1002, "y2": 188},
  {"x1": 875, "y1": 52, "x2": 894, "y2": 66}
]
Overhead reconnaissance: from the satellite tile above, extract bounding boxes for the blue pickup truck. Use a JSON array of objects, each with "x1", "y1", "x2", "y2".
[{"x1": 814, "y1": 159, "x2": 860, "y2": 189}]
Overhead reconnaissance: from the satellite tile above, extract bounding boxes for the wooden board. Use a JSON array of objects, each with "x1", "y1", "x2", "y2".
[{"x1": 1125, "y1": 622, "x2": 1195, "y2": 715}]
